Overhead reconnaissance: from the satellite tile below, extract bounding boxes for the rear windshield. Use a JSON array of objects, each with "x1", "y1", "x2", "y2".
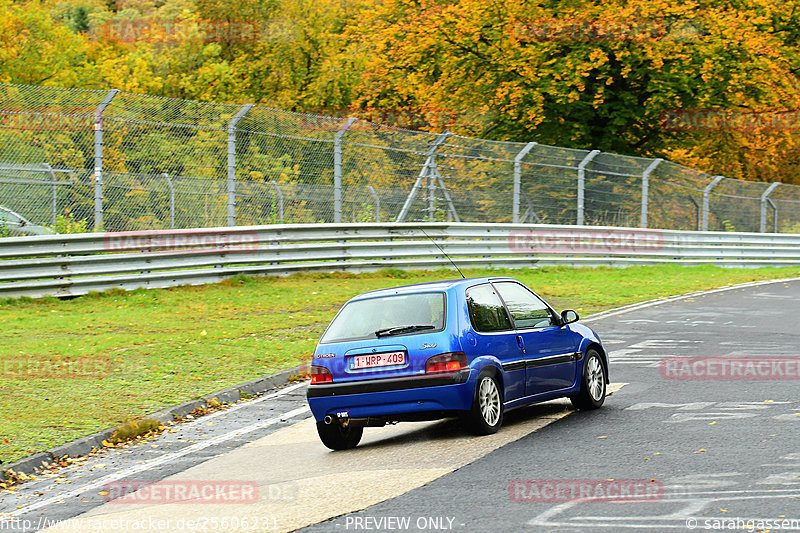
[{"x1": 320, "y1": 292, "x2": 446, "y2": 343}]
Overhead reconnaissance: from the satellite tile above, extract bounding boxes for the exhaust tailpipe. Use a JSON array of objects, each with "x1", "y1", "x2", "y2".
[{"x1": 323, "y1": 415, "x2": 334, "y2": 425}]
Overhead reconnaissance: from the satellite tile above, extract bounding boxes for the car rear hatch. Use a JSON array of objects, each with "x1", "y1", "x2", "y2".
[
  {"x1": 313, "y1": 332, "x2": 459, "y2": 383},
  {"x1": 310, "y1": 290, "x2": 464, "y2": 385}
]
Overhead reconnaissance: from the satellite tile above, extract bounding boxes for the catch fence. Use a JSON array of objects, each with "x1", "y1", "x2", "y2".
[{"x1": 1, "y1": 83, "x2": 799, "y2": 234}]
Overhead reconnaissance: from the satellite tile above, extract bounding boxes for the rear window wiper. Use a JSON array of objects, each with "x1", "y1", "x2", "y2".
[{"x1": 374, "y1": 325, "x2": 436, "y2": 338}]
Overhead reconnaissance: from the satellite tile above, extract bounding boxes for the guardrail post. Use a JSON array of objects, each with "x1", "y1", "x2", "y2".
[
  {"x1": 513, "y1": 142, "x2": 537, "y2": 223},
  {"x1": 397, "y1": 131, "x2": 451, "y2": 222},
  {"x1": 576, "y1": 150, "x2": 601, "y2": 225},
  {"x1": 640, "y1": 158, "x2": 662, "y2": 228},
  {"x1": 760, "y1": 183, "x2": 780, "y2": 233},
  {"x1": 161, "y1": 173, "x2": 175, "y2": 229},
  {"x1": 367, "y1": 185, "x2": 380, "y2": 222},
  {"x1": 702, "y1": 175, "x2": 724, "y2": 231},
  {"x1": 334, "y1": 117, "x2": 357, "y2": 223},
  {"x1": 227, "y1": 104, "x2": 254, "y2": 227},
  {"x1": 270, "y1": 180, "x2": 284, "y2": 222},
  {"x1": 93, "y1": 89, "x2": 119, "y2": 231}
]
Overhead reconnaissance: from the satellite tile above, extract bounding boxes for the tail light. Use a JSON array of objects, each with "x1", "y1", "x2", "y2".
[
  {"x1": 310, "y1": 365, "x2": 333, "y2": 384},
  {"x1": 425, "y1": 352, "x2": 467, "y2": 374}
]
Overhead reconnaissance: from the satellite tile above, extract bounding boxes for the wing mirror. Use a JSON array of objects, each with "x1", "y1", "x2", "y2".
[{"x1": 560, "y1": 310, "x2": 579, "y2": 325}]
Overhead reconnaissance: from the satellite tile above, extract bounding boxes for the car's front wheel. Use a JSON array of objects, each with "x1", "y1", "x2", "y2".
[
  {"x1": 570, "y1": 349, "x2": 606, "y2": 410},
  {"x1": 316, "y1": 420, "x2": 363, "y2": 450},
  {"x1": 465, "y1": 370, "x2": 503, "y2": 435}
]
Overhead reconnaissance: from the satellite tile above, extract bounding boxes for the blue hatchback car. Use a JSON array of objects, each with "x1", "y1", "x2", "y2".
[{"x1": 307, "y1": 277, "x2": 608, "y2": 450}]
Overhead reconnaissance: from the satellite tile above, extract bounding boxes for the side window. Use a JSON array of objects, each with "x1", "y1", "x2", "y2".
[
  {"x1": 494, "y1": 282, "x2": 556, "y2": 329},
  {"x1": 466, "y1": 284, "x2": 512, "y2": 332}
]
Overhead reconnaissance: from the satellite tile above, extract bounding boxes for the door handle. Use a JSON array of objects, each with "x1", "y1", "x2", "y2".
[{"x1": 517, "y1": 335, "x2": 526, "y2": 353}]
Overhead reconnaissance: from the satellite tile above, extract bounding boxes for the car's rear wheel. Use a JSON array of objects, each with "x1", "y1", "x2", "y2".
[
  {"x1": 465, "y1": 370, "x2": 503, "y2": 435},
  {"x1": 570, "y1": 349, "x2": 606, "y2": 410},
  {"x1": 316, "y1": 421, "x2": 363, "y2": 450}
]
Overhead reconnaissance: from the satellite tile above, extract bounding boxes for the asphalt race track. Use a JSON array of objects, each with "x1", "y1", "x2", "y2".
[{"x1": 2, "y1": 278, "x2": 800, "y2": 533}]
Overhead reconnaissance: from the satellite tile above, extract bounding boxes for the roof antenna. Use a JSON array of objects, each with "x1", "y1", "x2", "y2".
[{"x1": 420, "y1": 228, "x2": 465, "y2": 279}]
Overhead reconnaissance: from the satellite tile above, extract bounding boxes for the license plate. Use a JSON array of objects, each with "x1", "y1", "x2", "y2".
[{"x1": 349, "y1": 351, "x2": 406, "y2": 370}]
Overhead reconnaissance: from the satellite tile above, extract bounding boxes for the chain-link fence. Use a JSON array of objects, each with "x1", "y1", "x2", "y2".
[{"x1": 2, "y1": 82, "x2": 799, "y2": 234}]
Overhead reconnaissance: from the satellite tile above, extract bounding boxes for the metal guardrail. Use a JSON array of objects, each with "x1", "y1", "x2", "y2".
[{"x1": 1, "y1": 223, "x2": 800, "y2": 299}]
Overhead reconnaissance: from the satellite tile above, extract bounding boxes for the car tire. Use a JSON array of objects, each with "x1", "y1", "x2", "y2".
[
  {"x1": 316, "y1": 420, "x2": 363, "y2": 450},
  {"x1": 570, "y1": 349, "x2": 606, "y2": 410},
  {"x1": 465, "y1": 370, "x2": 504, "y2": 435}
]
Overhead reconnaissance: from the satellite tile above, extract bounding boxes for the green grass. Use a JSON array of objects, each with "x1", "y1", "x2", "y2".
[{"x1": 2, "y1": 264, "x2": 800, "y2": 464}]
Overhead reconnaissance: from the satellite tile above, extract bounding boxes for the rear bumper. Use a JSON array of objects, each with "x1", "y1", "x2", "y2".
[
  {"x1": 307, "y1": 369, "x2": 470, "y2": 397},
  {"x1": 307, "y1": 369, "x2": 473, "y2": 422}
]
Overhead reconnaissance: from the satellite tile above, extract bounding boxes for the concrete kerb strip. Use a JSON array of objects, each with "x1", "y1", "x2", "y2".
[
  {"x1": 6, "y1": 275, "x2": 800, "y2": 479},
  {"x1": 2, "y1": 364, "x2": 309, "y2": 479}
]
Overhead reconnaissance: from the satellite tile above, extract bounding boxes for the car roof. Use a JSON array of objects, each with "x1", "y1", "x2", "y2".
[
  {"x1": 350, "y1": 276, "x2": 520, "y2": 300},
  {"x1": 0, "y1": 206, "x2": 29, "y2": 222}
]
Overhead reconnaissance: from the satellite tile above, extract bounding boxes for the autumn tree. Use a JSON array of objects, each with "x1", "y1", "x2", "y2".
[
  {"x1": 352, "y1": 0, "x2": 800, "y2": 183},
  {"x1": 6, "y1": 0, "x2": 800, "y2": 185},
  {"x1": 0, "y1": 0, "x2": 91, "y2": 86}
]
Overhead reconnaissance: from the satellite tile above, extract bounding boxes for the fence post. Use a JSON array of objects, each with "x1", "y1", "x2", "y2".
[
  {"x1": 270, "y1": 180, "x2": 284, "y2": 222},
  {"x1": 687, "y1": 196, "x2": 701, "y2": 231},
  {"x1": 513, "y1": 142, "x2": 537, "y2": 224},
  {"x1": 161, "y1": 173, "x2": 175, "y2": 229},
  {"x1": 397, "y1": 131, "x2": 451, "y2": 222},
  {"x1": 367, "y1": 185, "x2": 380, "y2": 222},
  {"x1": 702, "y1": 175, "x2": 724, "y2": 231},
  {"x1": 576, "y1": 150, "x2": 601, "y2": 226},
  {"x1": 435, "y1": 171, "x2": 461, "y2": 222},
  {"x1": 42, "y1": 163, "x2": 57, "y2": 226},
  {"x1": 427, "y1": 163, "x2": 436, "y2": 221},
  {"x1": 760, "y1": 183, "x2": 780, "y2": 233},
  {"x1": 640, "y1": 158, "x2": 662, "y2": 229},
  {"x1": 227, "y1": 104, "x2": 254, "y2": 227},
  {"x1": 334, "y1": 117, "x2": 357, "y2": 223},
  {"x1": 93, "y1": 89, "x2": 119, "y2": 231},
  {"x1": 767, "y1": 199, "x2": 778, "y2": 233}
]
